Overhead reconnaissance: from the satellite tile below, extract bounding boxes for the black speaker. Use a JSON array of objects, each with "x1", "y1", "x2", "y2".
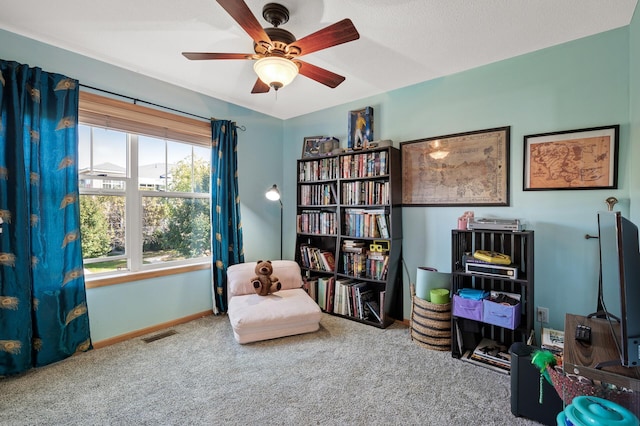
[{"x1": 510, "y1": 342, "x2": 564, "y2": 425}]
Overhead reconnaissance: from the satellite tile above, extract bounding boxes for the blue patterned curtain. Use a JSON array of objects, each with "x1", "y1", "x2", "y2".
[
  {"x1": 210, "y1": 120, "x2": 244, "y2": 314},
  {"x1": 0, "y1": 60, "x2": 91, "y2": 376}
]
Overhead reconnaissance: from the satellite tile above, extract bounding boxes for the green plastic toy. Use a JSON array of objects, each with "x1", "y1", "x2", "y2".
[{"x1": 531, "y1": 349, "x2": 557, "y2": 404}]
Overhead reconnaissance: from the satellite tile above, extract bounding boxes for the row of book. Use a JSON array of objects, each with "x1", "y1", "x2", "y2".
[
  {"x1": 341, "y1": 181, "x2": 389, "y2": 206},
  {"x1": 341, "y1": 251, "x2": 390, "y2": 281},
  {"x1": 299, "y1": 183, "x2": 337, "y2": 206},
  {"x1": 343, "y1": 208, "x2": 390, "y2": 238},
  {"x1": 461, "y1": 337, "x2": 511, "y2": 374},
  {"x1": 296, "y1": 211, "x2": 337, "y2": 235},
  {"x1": 305, "y1": 275, "x2": 384, "y2": 323},
  {"x1": 340, "y1": 151, "x2": 388, "y2": 179},
  {"x1": 298, "y1": 157, "x2": 339, "y2": 182},
  {"x1": 298, "y1": 244, "x2": 335, "y2": 272}
]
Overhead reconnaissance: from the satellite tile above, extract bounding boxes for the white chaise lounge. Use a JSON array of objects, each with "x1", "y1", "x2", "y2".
[{"x1": 226, "y1": 260, "x2": 322, "y2": 344}]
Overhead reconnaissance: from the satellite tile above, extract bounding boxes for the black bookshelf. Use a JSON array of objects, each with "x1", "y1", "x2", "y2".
[
  {"x1": 450, "y1": 229, "x2": 535, "y2": 367},
  {"x1": 295, "y1": 147, "x2": 403, "y2": 328}
]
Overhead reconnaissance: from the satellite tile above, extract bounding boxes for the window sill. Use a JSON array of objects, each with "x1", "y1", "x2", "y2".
[{"x1": 85, "y1": 263, "x2": 210, "y2": 289}]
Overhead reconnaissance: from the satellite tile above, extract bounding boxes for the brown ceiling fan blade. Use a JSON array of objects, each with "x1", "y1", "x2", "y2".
[
  {"x1": 251, "y1": 78, "x2": 271, "y2": 94},
  {"x1": 182, "y1": 52, "x2": 254, "y2": 60},
  {"x1": 295, "y1": 60, "x2": 345, "y2": 88},
  {"x1": 288, "y1": 19, "x2": 359, "y2": 57},
  {"x1": 216, "y1": 0, "x2": 271, "y2": 45}
]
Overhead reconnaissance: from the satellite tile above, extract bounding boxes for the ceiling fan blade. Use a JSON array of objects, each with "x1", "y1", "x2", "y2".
[
  {"x1": 288, "y1": 19, "x2": 359, "y2": 57},
  {"x1": 251, "y1": 78, "x2": 271, "y2": 94},
  {"x1": 295, "y1": 60, "x2": 346, "y2": 88},
  {"x1": 182, "y1": 52, "x2": 255, "y2": 60},
  {"x1": 216, "y1": 0, "x2": 271, "y2": 46}
]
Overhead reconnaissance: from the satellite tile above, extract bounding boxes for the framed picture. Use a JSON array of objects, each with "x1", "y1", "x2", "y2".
[
  {"x1": 400, "y1": 127, "x2": 510, "y2": 206},
  {"x1": 301, "y1": 136, "x2": 323, "y2": 158},
  {"x1": 523, "y1": 125, "x2": 619, "y2": 190},
  {"x1": 348, "y1": 106, "x2": 373, "y2": 150}
]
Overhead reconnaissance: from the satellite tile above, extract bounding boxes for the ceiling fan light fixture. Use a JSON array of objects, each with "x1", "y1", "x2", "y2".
[{"x1": 253, "y1": 56, "x2": 299, "y2": 90}]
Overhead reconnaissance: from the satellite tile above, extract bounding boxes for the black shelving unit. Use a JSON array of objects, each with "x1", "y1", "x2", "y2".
[
  {"x1": 451, "y1": 229, "x2": 535, "y2": 361},
  {"x1": 295, "y1": 147, "x2": 402, "y2": 328}
]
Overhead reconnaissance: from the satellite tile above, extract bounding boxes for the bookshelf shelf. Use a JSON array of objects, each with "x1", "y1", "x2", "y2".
[{"x1": 295, "y1": 147, "x2": 402, "y2": 328}]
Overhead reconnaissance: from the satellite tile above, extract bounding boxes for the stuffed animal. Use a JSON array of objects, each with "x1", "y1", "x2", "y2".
[{"x1": 251, "y1": 260, "x2": 281, "y2": 296}]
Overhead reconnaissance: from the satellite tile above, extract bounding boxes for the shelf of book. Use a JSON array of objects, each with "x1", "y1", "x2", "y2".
[{"x1": 295, "y1": 146, "x2": 402, "y2": 328}]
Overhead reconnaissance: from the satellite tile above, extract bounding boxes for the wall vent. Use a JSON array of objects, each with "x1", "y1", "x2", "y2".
[{"x1": 141, "y1": 330, "x2": 177, "y2": 343}]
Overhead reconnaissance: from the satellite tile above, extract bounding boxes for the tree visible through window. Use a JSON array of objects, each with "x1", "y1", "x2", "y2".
[{"x1": 79, "y1": 125, "x2": 211, "y2": 275}]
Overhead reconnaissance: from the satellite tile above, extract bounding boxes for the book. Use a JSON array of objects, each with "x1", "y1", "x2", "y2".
[
  {"x1": 342, "y1": 239, "x2": 365, "y2": 248},
  {"x1": 303, "y1": 276, "x2": 318, "y2": 302},
  {"x1": 320, "y1": 251, "x2": 336, "y2": 271},
  {"x1": 462, "y1": 350, "x2": 510, "y2": 374},
  {"x1": 365, "y1": 299, "x2": 381, "y2": 323},
  {"x1": 469, "y1": 352, "x2": 510, "y2": 370},
  {"x1": 318, "y1": 276, "x2": 335, "y2": 311},
  {"x1": 333, "y1": 279, "x2": 343, "y2": 315},
  {"x1": 352, "y1": 282, "x2": 370, "y2": 319},
  {"x1": 541, "y1": 327, "x2": 564, "y2": 355},
  {"x1": 472, "y1": 338, "x2": 511, "y2": 367},
  {"x1": 462, "y1": 254, "x2": 493, "y2": 265},
  {"x1": 342, "y1": 245, "x2": 365, "y2": 254},
  {"x1": 317, "y1": 276, "x2": 327, "y2": 310},
  {"x1": 376, "y1": 214, "x2": 390, "y2": 238},
  {"x1": 326, "y1": 277, "x2": 335, "y2": 313}
]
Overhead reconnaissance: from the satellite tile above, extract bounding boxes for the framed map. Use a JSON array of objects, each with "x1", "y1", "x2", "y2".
[
  {"x1": 523, "y1": 125, "x2": 619, "y2": 190},
  {"x1": 401, "y1": 127, "x2": 510, "y2": 206}
]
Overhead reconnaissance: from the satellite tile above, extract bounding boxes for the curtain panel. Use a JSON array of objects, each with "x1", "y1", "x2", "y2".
[
  {"x1": 210, "y1": 120, "x2": 244, "y2": 314},
  {"x1": 0, "y1": 60, "x2": 91, "y2": 376}
]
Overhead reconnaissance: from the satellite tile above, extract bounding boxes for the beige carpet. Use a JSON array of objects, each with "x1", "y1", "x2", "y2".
[{"x1": 0, "y1": 314, "x2": 542, "y2": 425}]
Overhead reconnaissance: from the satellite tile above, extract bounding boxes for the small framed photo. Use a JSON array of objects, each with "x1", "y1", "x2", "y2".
[
  {"x1": 348, "y1": 107, "x2": 373, "y2": 150},
  {"x1": 523, "y1": 125, "x2": 619, "y2": 190},
  {"x1": 301, "y1": 136, "x2": 323, "y2": 158}
]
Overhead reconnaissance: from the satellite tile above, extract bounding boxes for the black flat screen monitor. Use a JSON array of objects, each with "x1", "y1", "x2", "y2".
[{"x1": 597, "y1": 211, "x2": 640, "y2": 368}]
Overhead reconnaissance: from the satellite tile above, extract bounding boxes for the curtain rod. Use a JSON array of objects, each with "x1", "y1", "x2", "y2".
[{"x1": 79, "y1": 83, "x2": 246, "y2": 131}]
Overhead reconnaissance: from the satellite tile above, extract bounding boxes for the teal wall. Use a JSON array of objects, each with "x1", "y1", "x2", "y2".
[
  {"x1": 284, "y1": 27, "x2": 632, "y2": 335},
  {"x1": 2, "y1": 6, "x2": 638, "y2": 342},
  {"x1": 86, "y1": 269, "x2": 212, "y2": 342}
]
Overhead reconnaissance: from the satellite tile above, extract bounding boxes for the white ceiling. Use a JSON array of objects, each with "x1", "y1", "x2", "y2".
[{"x1": 0, "y1": 0, "x2": 637, "y2": 119}]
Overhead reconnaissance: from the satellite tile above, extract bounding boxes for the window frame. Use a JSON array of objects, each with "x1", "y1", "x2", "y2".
[{"x1": 78, "y1": 92, "x2": 212, "y2": 285}]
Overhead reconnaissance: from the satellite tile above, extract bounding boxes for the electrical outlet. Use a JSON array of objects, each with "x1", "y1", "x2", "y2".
[{"x1": 537, "y1": 306, "x2": 549, "y2": 323}]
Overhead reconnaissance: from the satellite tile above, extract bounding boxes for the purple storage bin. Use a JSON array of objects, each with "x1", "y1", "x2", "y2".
[
  {"x1": 482, "y1": 299, "x2": 521, "y2": 329},
  {"x1": 452, "y1": 294, "x2": 483, "y2": 321}
]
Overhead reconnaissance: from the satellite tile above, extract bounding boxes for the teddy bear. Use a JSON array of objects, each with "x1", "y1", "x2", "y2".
[{"x1": 250, "y1": 260, "x2": 282, "y2": 296}]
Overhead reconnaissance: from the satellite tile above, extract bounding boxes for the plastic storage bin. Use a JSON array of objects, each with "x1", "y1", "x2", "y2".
[
  {"x1": 482, "y1": 299, "x2": 521, "y2": 329},
  {"x1": 452, "y1": 294, "x2": 483, "y2": 321}
]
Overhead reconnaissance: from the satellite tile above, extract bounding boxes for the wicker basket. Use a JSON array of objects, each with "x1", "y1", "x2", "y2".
[
  {"x1": 547, "y1": 365, "x2": 639, "y2": 415},
  {"x1": 410, "y1": 284, "x2": 451, "y2": 351}
]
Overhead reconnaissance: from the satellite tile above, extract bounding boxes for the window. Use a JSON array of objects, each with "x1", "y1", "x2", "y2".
[{"x1": 78, "y1": 92, "x2": 212, "y2": 277}]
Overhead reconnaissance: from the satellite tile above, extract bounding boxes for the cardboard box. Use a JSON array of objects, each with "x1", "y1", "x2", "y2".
[
  {"x1": 452, "y1": 294, "x2": 483, "y2": 321},
  {"x1": 482, "y1": 299, "x2": 521, "y2": 329}
]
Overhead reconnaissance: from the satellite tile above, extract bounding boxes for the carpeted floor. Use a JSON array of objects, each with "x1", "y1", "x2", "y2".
[{"x1": 0, "y1": 314, "x2": 542, "y2": 425}]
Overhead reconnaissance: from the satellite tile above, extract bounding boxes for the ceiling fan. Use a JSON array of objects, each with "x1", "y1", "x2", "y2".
[{"x1": 182, "y1": 0, "x2": 360, "y2": 93}]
